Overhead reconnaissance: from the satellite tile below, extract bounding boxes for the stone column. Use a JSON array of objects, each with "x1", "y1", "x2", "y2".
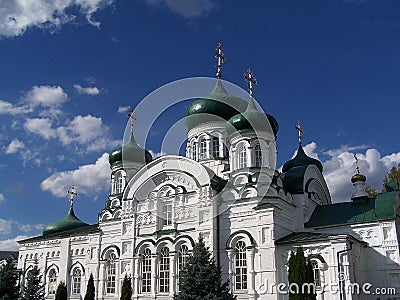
[
  {"x1": 151, "y1": 254, "x2": 158, "y2": 297},
  {"x1": 133, "y1": 256, "x2": 140, "y2": 297},
  {"x1": 98, "y1": 261, "x2": 105, "y2": 297},
  {"x1": 170, "y1": 253, "x2": 176, "y2": 297},
  {"x1": 247, "y1": 248, "x2": 256, "y2": 299},
  {"x1": 226, "y1": 249, "x2": 234, "y2": 291}
]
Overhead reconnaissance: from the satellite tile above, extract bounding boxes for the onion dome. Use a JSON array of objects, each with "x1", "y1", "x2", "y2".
[
  {"x1": 43, "y1": 206, "x2": 88, "y2": 236},
  {"x1": 185, "y1": 80, "x2": 247, "y2": 130},
  {"x1": 109, "y1": 134, "x2": 152, "y2": 166},
  {"x1": 351, "y1": 173, "x2": 366, "y2": 183},
  {"x1": 282, "y1": 144, "x2": 323, "y2": 173},
  {"x1": 226, "y1": 98, "x2": 279, "y2": 137}
]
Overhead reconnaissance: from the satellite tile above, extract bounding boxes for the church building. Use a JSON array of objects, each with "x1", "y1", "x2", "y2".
[{"x1": 17, "y1": 45, "x2": 400, "y2": 299}]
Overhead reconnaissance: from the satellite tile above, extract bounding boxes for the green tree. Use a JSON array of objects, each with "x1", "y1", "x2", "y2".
[
  {"x1": 383, "y1": 165, "x2": 400, "y2": 190},
  {"x1": 288, "y1": 247, "x2": 316, "y2": 300},
  {"x1": 0, "y1": 256, "x2": 19, "y2": 300},
  {"x1": 175, "y1": 238, "x2": 236, "y2": 300},
  {"x1": 365, "y1": 185, "x2": 378, "y2": 198},
  {"x1": 84, "y1": 273, "x2": 95, "y2": 300},
  {"x1": 120, "y1": 274, "x2": 132, "y2": 300},
  {"x1": 23, "y1": 259, "x2": 45, "y2": 300},
  {"x1": 55, "y1": 281, "x2": 67, "y2": 300}
]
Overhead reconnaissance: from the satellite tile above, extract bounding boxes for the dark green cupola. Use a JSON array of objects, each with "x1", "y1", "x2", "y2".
[
  {"x1": 282, "y1": 144, "x2": 323, "y2": 173},
  {"x1": 43, "y1": 205, "x2": 88, "y2": 236},
  {"x1": 185, "y1": 80, "x2": 247, "y2": 130}
]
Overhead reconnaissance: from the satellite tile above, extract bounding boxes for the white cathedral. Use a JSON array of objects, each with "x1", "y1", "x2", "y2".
[{"x1": 18, "y1": 46, "x2": 400, "y2": 300}]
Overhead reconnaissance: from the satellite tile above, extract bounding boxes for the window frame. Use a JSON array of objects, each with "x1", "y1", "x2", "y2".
[
  {"x1": 106, "y1": 252, "x2": 117, "y2": 294},
  {"x1": 234, "y1": 240, "x2": 247, "y2": 291},
  {"x1": 71, "y1": 268, "x2": 82, "y2": 295},
  {"x1": 141, "y1": 248, "x2": 152, "y2": 293},
  {"x1": 159, "y1": 247, "x2": 170, "y2": 293}
]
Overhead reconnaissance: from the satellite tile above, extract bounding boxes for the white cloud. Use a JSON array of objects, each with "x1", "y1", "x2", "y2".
[
  {"x1": 17, "y1": 223, "x2": 44, "y2": 233},
  {"x1": 148, "y1": 150, "x2": 166, "y2": 158},
  {"x1": 0, "y1": 100, "x2": 32, "y2": 115},
  {"x1": 24, "y1": 85, "x2": 68, "y2": 107},
  {"x1": 24, "y1": 115, "x2": 118, "y2": 152},
  {"x1": 0, "y1": 235, "x2": 30, "y2": 251},
  {"x1": 144, "y1": 0, "x2": 216, "y2": 18},
  {"x1": 74, "y1": 84, "x2": 100, "y2": 95},
  {"x1": 0, "y1": 0, "x2": 114, "y2": 38},
  {"x1": 0, "y1": 219, "x2": 12, "y2": 235},
  {"x1": 0, "y1": 193, "x2": 5, "y2": 203},
  {"x1": 117, "y1": 106, "x2": 131, "y2": 114},
  {"x1": 5, "y1": 139, "x2": 25, "y2": 154},
  {"x1": 41, "y1": 153, "x2": 110, "y2": 198}
]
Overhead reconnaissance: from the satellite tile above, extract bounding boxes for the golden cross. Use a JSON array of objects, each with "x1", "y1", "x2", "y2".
[
  {"x1": 214, "y1": 43, "x2": 225, "y2": 79},
  {"x1": 243, "y1": 69, "x2": 258, "y2": 98},
  {"x1": 295, "y1": 121, "x2": 303, "y2": 144},
  {"x1": 354, "y1": 153, "x2": 360, "y2": 174},
  {"x1": 67, "y1": 186, "x2": 78, "y2": 207}
]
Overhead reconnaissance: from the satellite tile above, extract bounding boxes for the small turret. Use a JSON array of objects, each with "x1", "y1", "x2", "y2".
[{"x1": 351, "y1": 154, "x2": 368, "y2": 200}]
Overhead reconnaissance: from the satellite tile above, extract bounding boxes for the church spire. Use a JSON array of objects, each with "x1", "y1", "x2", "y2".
[
  {"x1": 67, "y1": 186, "x2": 77, "y2": 208},
  {"x1": 127, "y1": 107, "x2": 136, "y2": 137},
  {"x1": 295, "y1": 120, "x2": 304, "y2": 146},
  {"x1": 214, "y1": 43, "x2": 225, "y2": 79}
]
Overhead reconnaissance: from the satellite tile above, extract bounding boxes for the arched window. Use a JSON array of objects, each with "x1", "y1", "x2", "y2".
[
  {"x1": 48, "y1": 269, "x2": 57, "y2": 295},
  {"x1": 199, "y1": 138, "x2": 207, "y2": 160},
  {"x1": 114, "y1": 172, "x2": 124, "y2": 194},
  {"x1": 106, "y1": 252, "x2": 117, "y2": 294},
  {"x1": 311, "y1": 260, "x2": 321, "y2": 287},
  {"x1": 162, "y1": 203, "x2": 172, "y2": 227},
  {"x1": 234, "y1": 241, "x2": 247, "y2": 290},
  {"x1": 177, "y1": 244, "x2": 189, "y2": 289},
  {"x1": 239, "y1": 145, "x2": 247, "y2": 168},
  {"x1": 192, "y1": 142, "x2": 197, "y2": 160},
  {"x1": 141, "y1": 248, "x2": 151, "y2": 293},
  {"x1": 159, "y1": 247, "x2": 170, "y2": 293},
  {"x1": 254, "y1": 143, "x2": 262, "y2": 167},
  {"x1": 72, "y1": 268, "x2": 82, "y2": 294},
  {"x1": 212, "y1": 136, "x2": 219, "y2": 158}
]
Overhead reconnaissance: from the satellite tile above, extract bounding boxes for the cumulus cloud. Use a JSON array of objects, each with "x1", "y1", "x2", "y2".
[
  {"x1": 74, "y1": 84, "x2": 100, "y2": 95},
  {"x1": 24, "y1": 115, "x2": 118, "y2": 152},
  {"x1": 148, "y1": 150, "x2": 166, "y2": 158},
  {"x1": 17, "y1": 223, "x2": 44, "y2": 233},
  {"x1": 0, "y1": 235, "x2": 30, "y2": 251},
  {"x1": 0, "y1": 219, "x2": 12, "y2": 235},
  {"x1": 0, "y1": 0, "x2": 114, "y2": 38},
  {"x1": 293, "y1": 142, "x2": 400, "y2": 203},
  {"x1": 144, "y1": 0, "x2": 216, "y2": 18},
  {"x1": 41, "y1": 153, "x2": 110, "y2": 198},
  {"x1": 117, "y1": 105, "x2": 131, "y2": 114},
  {"x1": 0, "y1": 100, "x2": 32, "y2": 115},
  {"x1": 0, "y1": 193, "x2": 5, "y2": 203},
  {"x1": 5, "y1": 139, "x2": 25, "y2": 154},
  {"x1": 23, "y1": 85, "x2": 68, "y2": 107}
]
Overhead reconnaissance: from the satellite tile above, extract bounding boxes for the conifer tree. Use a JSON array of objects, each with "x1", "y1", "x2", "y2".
[
  {"x1": 175, "y1": 238, "x2": 236, "y2": 300},
  {"x1": 84, "y1": 273, "x2": 95, "y2": 300},
  {"x1": 0, "y1": 256, "x2": 19, "y2": 300},
  {"x1": 120, "y1": 274, "x2": 132, "y2": 300},
  {"x1": 23, "y1": 259, "x2": 45, "y2": 300},
  {"x1": 55, "y1": 281, "x2": 67, "y2": 300}
]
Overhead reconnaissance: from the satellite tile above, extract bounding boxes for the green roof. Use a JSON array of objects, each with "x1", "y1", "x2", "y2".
[
  {"x1": 0, "y1": 251, "x2": 18, "y2": 261},
  {"x1": 305, "y1": 191, "x2": 397, "y2": 228},
  {"x1": 282, "y1": 144, "x2": 323, "y2": 173},
  {"x1": 276, "y1": 232, "x2": 354, "y2": 245},
  {"x1": 43, "y1": 206, "x2": 88, "y2": 236},
  {"x1": 19, "y1": 224, "x2": 100, "y2": 244},
  {"x1": 109, "y1": 134, "x2": 152, "y2": 166}
]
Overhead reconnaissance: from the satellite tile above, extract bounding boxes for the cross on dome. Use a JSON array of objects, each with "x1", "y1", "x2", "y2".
[
  {"x1": 67, "y1": 186, "x2": 78, "y2": 208},
  {"x1": 214, "y1": 43, "x2": 225, "y2": 79},
  {"x1": 127, "y1": 107, "x2": 136, "y2": 135},
  {"x1": 295, "y1": 120, "x2": 304, "y2": 145},
  {"x1": 243, "y1": 68, "x2": 258, "y2": 99},
  {"x1": 354, "y1": 153, "x2": 360, "y2": 175}
]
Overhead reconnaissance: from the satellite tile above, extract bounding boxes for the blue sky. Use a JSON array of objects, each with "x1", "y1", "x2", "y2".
[{"x1": 0, "y1": 0, "x2": 399, "y2": 250}]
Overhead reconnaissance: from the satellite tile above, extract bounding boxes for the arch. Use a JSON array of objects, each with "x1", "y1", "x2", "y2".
[
  {"x1": 173, "y1": 235, "x2": 195, "y2": 248},
  {"x1": 226, "y1": 230, "x2": 256, "y2": 249},
  {"x1": 100, "y1": 211, "x2": 112, "y2": 222},
  {"x1": 113, "y1": 209, "x2": 122, "y2": 219},
  {"x1": 135, "y1": 239, "x2": 156, "y2": 255},
  {"x1": 69, "y1": 261, "x2": 85, "y2": 275},
  {"x1": 101, "y1": 245, "x2": 120, "y2": 259},
  {"x1": 45, "y1": 263, "x2": 59, "y2": 275}
]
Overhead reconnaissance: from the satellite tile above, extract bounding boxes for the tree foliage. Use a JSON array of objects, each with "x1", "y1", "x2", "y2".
[
  {"x1": 364, "y1": 165, "x2": 400, "y2": 197},
  {"x1": 120, "y1": 274, "x2": 132, "y2": 300},
  {"x1": 0, "y1": 256, "x2": 19, "y2": 300},
  {"x1": 175, "y1": 238, "x2": 236, "y2": 300},
  {"x1": 55, "y1": 281, "x2": 67, "y2": 300},
  {"x1": 288, "y1": 247, "x2": 316, "y2": 300},
  {"x1": 84, "y1": 273, "x2": 95, "y2": 300},
  {"x1": 23, "y1": 259, "x2": 45, "y2": 300}
]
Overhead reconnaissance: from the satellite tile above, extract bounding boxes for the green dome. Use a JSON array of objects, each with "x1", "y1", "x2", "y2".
[
  {"x1": 185, "y1": 80, "x2": 247, "y2": 130},
  {"x1": 226, "y1": 99, "x2": 279, "y2": 137},
  {"x1": 282, "y1": 144, "x2": 323, "y2": 173},
  {"x1": 109, "y1": 135, "x2": 152, "y2": 166},
  {"x1": 43, "y1": 206, "x2": 88, "y2": 236}
]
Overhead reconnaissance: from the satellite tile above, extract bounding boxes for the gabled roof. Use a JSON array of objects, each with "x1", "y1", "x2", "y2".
[
  {"x1": 18, "y1": 224, "x2": 100, "y2": 244},
  {"x1": 305, "y1": 191, "x2": 398, "y2": 228}
]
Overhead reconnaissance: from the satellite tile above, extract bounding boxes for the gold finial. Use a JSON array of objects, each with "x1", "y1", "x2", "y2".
[
  {"x1": 214, "y1": 43, "x2": 225, "y2": 79},
  {"x1": 127, "y1": 108, "x2": 136, "y2": 135},
  {"x1": 243, "y1": 68, "x2": 258, "y2": 99},
  {"x1": 67, "y1": 186, "x2": 78, "y2": 208},
  {"x1": 295, "y1": 120, "x2": 303, "y2": 145},
  {"x1": 354, "y1": 153, "x2": 360, "y2": 175}
]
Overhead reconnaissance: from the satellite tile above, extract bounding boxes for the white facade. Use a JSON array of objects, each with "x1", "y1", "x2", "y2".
[{"x1": 18, "y1": 79, "x2": 400, "y2": 300}]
